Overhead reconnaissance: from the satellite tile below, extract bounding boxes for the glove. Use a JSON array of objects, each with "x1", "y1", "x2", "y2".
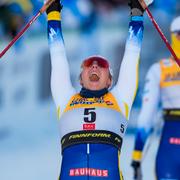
[
  {"x1": 128, "y1": 0, "x2": 154, "y2": 16},
  {"x1": 131, "y1": 160, "x2": 142, "y2": 180},
  {"x1": 128, "y1": 0, "x2": 144, "y2": 15},
  {"x1": 46, "y1": 0, "x2": 63, "y2": 14}
]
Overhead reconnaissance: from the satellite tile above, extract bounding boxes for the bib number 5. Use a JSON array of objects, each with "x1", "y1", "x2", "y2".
[{"x1": 84, "y1": 108, "x2": 96, "y2": 123}]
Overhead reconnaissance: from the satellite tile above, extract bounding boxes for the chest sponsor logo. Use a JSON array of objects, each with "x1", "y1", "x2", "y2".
[
  {"x1": 68, "y1": 132, "x2": 111, "y2": 139},
  {"x1": 70, "y1": 97, "x2": 114, "y2": 106},
  {"x1": 164, "y1": 72, "x2": 180, "y2": 82},
  {"x1": 69, "y1": 168, "x2": 108, "y2": 177},
  {"x1": 169, "y1": 137, "x2": 180, "y2": 145},
  {"x1": 83, "y1": 123, "x2": 95, "y2": 130}
]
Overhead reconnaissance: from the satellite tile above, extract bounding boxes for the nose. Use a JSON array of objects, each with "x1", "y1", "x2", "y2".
[
  {"x1": 92, "y1": 64, "x2": 98, "y2": 69},
  {"x1": 91, "y1": 61, "x2": 98, "y2": 69}
]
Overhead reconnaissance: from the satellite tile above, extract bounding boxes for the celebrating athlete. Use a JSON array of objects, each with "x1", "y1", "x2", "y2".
[
  {"x1": 46, "y1": 0, "x2": 152, "y2": 179},
  {"x1": 131, "y1": 16, "x2": 180, "y2": 180}
]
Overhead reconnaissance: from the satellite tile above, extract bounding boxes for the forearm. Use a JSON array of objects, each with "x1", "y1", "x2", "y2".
[{"x1": 132, "y1": 128, "x2": 149, "y2": 161}]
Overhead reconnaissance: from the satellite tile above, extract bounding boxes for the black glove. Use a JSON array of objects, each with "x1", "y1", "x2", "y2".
[
  {"x1": 128, "y1": 0, "x2": 144, "y2": 16},
  {"x1": 46, "y1": 0, "x2": 63, "y2": 14},
  {"x1": 131, "y1": 160, "x2": 142, "y2": 180}
]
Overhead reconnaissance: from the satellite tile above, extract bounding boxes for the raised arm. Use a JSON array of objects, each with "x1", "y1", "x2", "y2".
[
  {"x1": 47, "y1": 1, "x2": 76, "y2": 114},
  {"x1": 113, "y1": 17, "x2": 143, "y2": 118},
  {"x1": 112, "y1": 0, "x2": 153, "y2": 119}
]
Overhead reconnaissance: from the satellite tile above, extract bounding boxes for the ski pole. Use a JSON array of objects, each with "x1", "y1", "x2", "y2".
[
  {"x1": 138, "y1": 0, "x2": 180, "y2": 67},
  {"x1": 0, "y1": 0, "x2": 55, "y2": 59}
]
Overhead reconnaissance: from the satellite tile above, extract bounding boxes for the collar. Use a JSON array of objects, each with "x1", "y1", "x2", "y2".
[{"x1": 80, "y1": 87, "x2": 108, "y2": 98}]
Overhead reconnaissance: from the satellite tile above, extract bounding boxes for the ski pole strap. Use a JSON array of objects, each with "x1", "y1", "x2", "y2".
[
  {"x1": 61, "y1": 130, "x2": 123, "y2": 153},
  {"x1": 163, "y1": 108, "x2": 180, "y2": 120}
]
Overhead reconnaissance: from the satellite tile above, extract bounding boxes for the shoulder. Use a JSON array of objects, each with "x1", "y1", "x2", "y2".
[{"x1": 146, "y1": 61, "x2": 161, "y2": 78}]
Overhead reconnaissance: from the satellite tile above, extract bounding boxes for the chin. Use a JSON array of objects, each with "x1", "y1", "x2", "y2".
[
  {"x1": 88, "y1": 83, "x2": 102, "y2": 91},
  {"x1": 90, "y1": 87, "x2": 101, "y2": 91}
]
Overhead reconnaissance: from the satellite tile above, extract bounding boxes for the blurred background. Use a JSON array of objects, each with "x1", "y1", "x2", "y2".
[{"x1": 0, "y1": 0, "x2": 180, "y2": 179}]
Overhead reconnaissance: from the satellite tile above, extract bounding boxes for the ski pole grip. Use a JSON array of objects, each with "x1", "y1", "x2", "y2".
[{"x1": 138, "y1": 0, "x2": 148, "y2": 10}]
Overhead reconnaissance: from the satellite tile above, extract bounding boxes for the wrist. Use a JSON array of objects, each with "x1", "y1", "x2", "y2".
[
  {"x1": 131, "y1": 15, "x2": 143, "y2": 20},
  {"x1": 47, "y1": 11, "x2": 61, "y2": 21},
  {"x1": 132, "y1": 150, "x2": 143, "y2": 161},
  {"x1": 131, "y1": 160, "x2": 141, "y2": 168}
]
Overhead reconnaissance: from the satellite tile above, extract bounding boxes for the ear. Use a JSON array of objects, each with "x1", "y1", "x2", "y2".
[
  {"x1": 80, "y1": 79, "x2": 83, "y2": 86},
  {"x1": 106, "y1": 78, "x2": 112, "y2": 88},
  {"x1": 79, "y1": 73, "x2": 83, "y2": 86}
]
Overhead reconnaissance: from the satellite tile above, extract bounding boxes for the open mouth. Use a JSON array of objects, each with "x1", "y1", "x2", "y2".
[{"x1": 89, "y1": 74, "x2": 100, "y2": 81}]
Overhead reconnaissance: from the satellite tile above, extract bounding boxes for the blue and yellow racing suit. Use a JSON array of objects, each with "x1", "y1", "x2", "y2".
[
  {"x1": 132, "y1": 58, "x2": 180, "y2": 180},
  {"x1": 47, "y1": 10, "x2": 144, "y2": 180}
]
